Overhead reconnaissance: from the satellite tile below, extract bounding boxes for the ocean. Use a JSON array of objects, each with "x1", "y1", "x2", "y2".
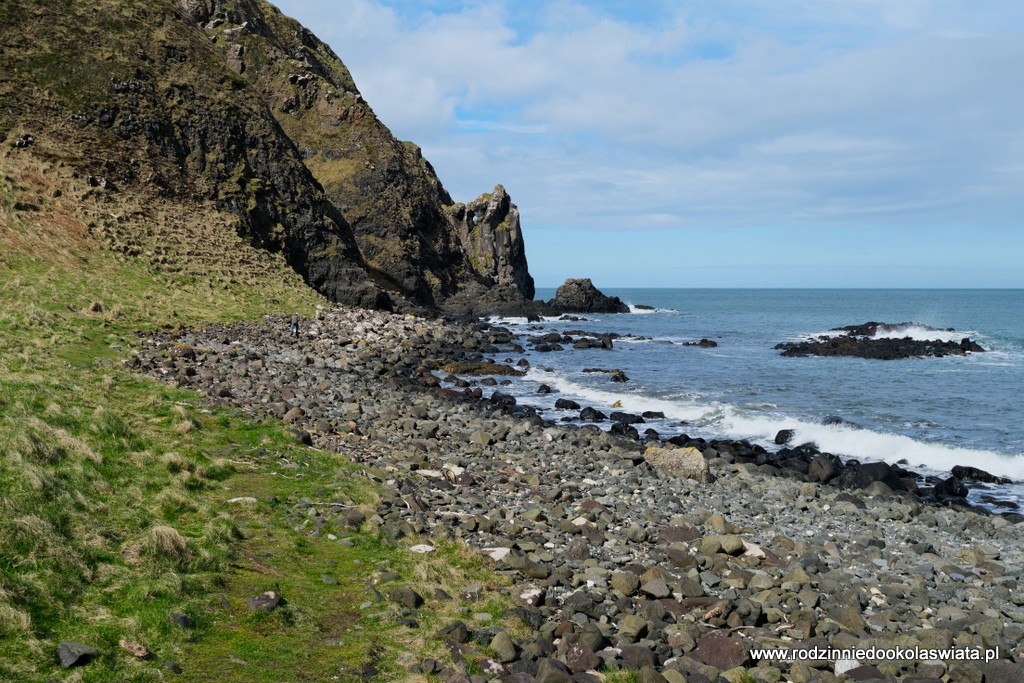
[{"x1": 487, "y1": 289, "x2": 1024, "y2": 510}]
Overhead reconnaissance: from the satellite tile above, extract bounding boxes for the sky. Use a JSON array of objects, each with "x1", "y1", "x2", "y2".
[{"x1": 273, "y1": 0, "x2": 1024, "y2": 288}]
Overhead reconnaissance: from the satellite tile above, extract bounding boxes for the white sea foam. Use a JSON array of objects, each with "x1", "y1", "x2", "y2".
[
  {"x1": 486, "y1": 315, "x2": 565, "y2": 327},
  {"x1": 627, "y1": 304, "x2": 678, "y2": 314},
  {"x1": 524, "y1": 368, "x2": 1024, "y2": 481},
  {"x1": 800, "y1": 323, "x2": 980, "y2": 344},
  {"x1": 720, "y1": 414, "x2": 1024, "y2": 481},
  {"x1": 868, "y1": 324, "x2": 977, "y2": 343}
]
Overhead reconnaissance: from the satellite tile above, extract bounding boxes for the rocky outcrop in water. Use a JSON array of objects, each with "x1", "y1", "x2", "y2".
[
  {"x1": 775, "y1": 322, "x2": 985, "y2": 360},
  {"x1": 549, "y1": 278, "x2": 629, "y2": 313}
]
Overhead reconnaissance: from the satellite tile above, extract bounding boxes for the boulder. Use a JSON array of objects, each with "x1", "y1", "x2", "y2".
[
  {"x1": 808, "y1": 454, "x2": 843, "y2": 483},
  {"x1": 774, "y1": 429, "x2": 795, "y2": 445},
  {"x1": 692, "y1": 631, "x2": 751, "y2": 670},
  {"x1": 951, "y1": 465, "x2": 1011, "y2": 485},
  {"x1": 549, "y1": 278, "x2": 629, "y2": 314},
  {"x1": 644, "y1": 446, "x2": 710, "y2": 484},
  {"x1": 835, "y1": 461, "x2": 908, "y2": 492},
  {"x1": 933, "y1": 476, "x2": 969, "y2": 498},
  {"x1": 58, "y1": 641, "x2": 99, "y2": 668}
]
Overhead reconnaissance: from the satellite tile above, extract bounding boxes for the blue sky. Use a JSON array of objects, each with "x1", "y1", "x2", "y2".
[{"x1": 273, "y1": 0, "x2": 1024, "y2": 288}]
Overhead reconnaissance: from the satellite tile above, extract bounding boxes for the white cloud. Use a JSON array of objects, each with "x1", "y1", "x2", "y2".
[{"x1": 274, "y1": 0, "x2": 1024, "y2": 239}]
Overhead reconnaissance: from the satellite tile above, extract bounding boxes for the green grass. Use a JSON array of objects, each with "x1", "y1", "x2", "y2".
[{"x1": 0, "y1": 157, "x2": 513, "y2": 681}]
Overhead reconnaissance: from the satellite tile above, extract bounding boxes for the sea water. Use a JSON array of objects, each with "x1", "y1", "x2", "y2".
[{"x1": 487, "y1": 289, "x2": 1024, "y2": 510}]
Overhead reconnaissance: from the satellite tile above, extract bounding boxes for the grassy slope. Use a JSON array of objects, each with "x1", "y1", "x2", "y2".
[{"x1": 0, "y1": 150, "x2": 512, "y2": 682}]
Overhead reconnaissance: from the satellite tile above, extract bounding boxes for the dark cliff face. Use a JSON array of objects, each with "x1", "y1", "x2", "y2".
[
  {"x1": 0, "y1": 0, "x2": 389, "y2": 310},
  {"x1": 450, "y1": 185, "x2": 535, "y2": 300},
  {"x1": 188, "y1": 0, "x2": 534, "y2": 310},
  {"x1": 0, "y1": 0, "x2": 535, "y2": 312}
]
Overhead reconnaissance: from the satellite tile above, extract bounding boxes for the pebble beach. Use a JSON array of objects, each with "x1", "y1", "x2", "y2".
[{"x1": 134, "y1": 307, "x2": 1024, "y2": 683}]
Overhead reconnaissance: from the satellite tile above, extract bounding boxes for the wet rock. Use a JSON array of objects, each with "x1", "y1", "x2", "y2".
[
  {"x1": 952, "y1": 465, "x2": 1011, "y2": 485},
  {"x1": 934, "y1": 476, "x2": 969, "y2": 499},
  {"x1": 775, "y1": 322, "x2": 985, "y2": 359},
  {"x1": 835, "y1": 461, "x2": 908, "y2": 492},
  {"x1": 774, "y1": 429, "x2": 795, "y2": 445},
  {"x1": 549, "y1": 278, "x2": 629, "y2": 314}
]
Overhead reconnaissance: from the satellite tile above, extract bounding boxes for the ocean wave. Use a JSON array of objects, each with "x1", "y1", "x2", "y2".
[
  {"x1": 751, "y1": 418, "x2": 1024, "y2": 482},
  {"x1": 627, "y1": 304, "x2": 678, "y2": 314},
  {"x1": 523, "y1": 368, "x2": 1024, "y2": 481},
  {"x1": 798, "y1": 323, "x2": 981, "y2": 344},
  {"x1": 486, "y1": 315, "x2": 565, "y2": 327}
]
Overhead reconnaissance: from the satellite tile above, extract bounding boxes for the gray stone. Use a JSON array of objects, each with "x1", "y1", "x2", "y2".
[
  {"x1": 389, "y1": 587, "x2": 424, "y2": 609},
  {"x1": 535, "y1": 657, "x2": 573, "y2": 682},
  {"x1": 611, "y1": 571, "x2": 641, "y2": 596},
  {"x1": 565, "y1": 640, "x2": 601, "y2": 673},
  {"x1": 245, "y1": 591, "x2": 283, "y2": 613},
  {"x1": 490, "y1": 630, "x2": 517, "y2": 663},
  {"x1": 58, "y1": 641, "x2": 99, "y2": 668},
  {"x1": 645, "y1": 446, "x2": 709, "y2": 483},
  {"x1": 692, "y1": 631, "x2": 750, "y2": 670}
]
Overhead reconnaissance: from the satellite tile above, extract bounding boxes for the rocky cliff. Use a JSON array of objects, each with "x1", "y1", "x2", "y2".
[
  {"x1": 0, "y1": 0, "x2": 535, "y2": 312},
  {"x1": 182, "y1": 0, "x2": 534, "y2": 309}
]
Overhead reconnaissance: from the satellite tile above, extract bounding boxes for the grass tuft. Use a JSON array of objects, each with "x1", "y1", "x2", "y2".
[{"x1": 143, "y1": 525, "x2": 192, "y2": 568}]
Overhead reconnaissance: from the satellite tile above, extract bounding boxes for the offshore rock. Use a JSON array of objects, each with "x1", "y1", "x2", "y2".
[
  {"x1": 549, "y1": 278, "x2": 629, "y2": 314},
  {"x1": 775, "y1": 322, "x2": 985, "y2": 360}
]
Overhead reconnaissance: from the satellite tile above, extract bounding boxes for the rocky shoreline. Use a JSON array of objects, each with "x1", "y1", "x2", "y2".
[{"x1": 132, "y1": 307, "x2": 1024, "y2": 683}]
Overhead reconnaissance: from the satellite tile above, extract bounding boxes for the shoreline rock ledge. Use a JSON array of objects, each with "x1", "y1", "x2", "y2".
[{"x1": 548, "y1": 278, "x2": 630, "y2": 314}]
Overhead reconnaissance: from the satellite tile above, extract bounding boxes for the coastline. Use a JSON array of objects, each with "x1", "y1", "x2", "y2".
[{"x1": 135, "y1": 305, "x2": 1024, "y2": 682}]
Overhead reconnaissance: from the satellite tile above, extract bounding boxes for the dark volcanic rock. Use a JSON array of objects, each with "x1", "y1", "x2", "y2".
[
  {"x1": 775, "y1": 322, "x2": 985, "y2": 360},
  {"x1": 774, "y1": 429, "x2": 795, "y2": 445},
  {"x1": 933, "y1": 476, "x2": 969, "y2": 498},
  {"x1": 835, "y1": 461, "x2": 909, "y2": 492},
  {"x1": 952, "y1": 465, "x2": 1011, "y2": 485},
  {"x1": 548, "y1": 278, "x2": 629, "y2": 314}
]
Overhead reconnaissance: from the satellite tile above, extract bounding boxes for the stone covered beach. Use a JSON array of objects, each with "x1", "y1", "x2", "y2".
[{"x1": 134, "y1": 307, "x2": 1024, "y2": 683}]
